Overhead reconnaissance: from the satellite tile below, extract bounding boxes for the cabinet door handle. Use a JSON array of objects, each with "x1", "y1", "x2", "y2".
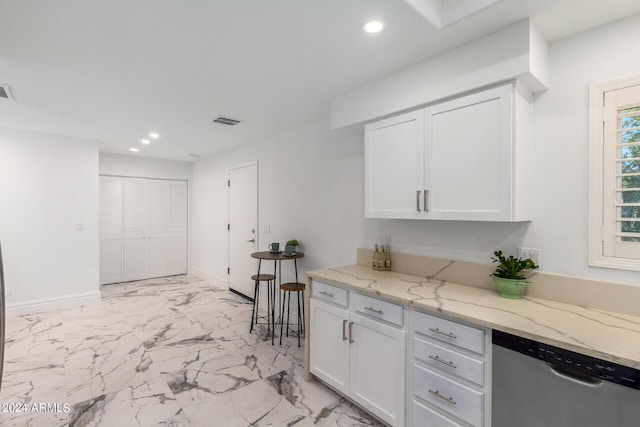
[
  {"x1": 342, "y1": 319, "x2": 348, "y2": 341},
  {"x1": 416, "y1": 190, "x2": 421, "y2": 212},
  {"x1": 319, "y1": 291, "x2": 334, "y2": 298},
  {"x1": 424, "y1": 190, "x2": 429, "y2": 212},
  {"x1": 349, "y1": 321, "x2": 354, "y2": 343},
  {"x1": 428, "y1": 389, "x2": 457, "y2": 405},
  {"x1": 428, "y1": 354, "x2": 457, "y2": 369},
  {"x1": 428, "y1": 327, "x2": 457, "y2": 339},
  {"x1": 364, "y1": 306, "x2": 384, "y2": 315}
]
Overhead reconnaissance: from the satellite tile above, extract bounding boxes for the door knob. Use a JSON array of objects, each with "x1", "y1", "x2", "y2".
[{"x1": 246, "y1": 239, "x2": 255, "y2": 243}]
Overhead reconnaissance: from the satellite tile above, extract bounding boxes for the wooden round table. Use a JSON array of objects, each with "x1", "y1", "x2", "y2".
[{"x1": 250, "y1": 251, "x2": 304, "y2": 344}]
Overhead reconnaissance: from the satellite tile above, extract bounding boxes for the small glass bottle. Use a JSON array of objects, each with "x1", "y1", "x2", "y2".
[
  {"x1": 377, "y1": 244, "x2": 385, "y2": 271},
  {"x1": 384, "y1": 244, "x2": 392, "y2": 271},
  {"x1": 372, "y1": 244, "x2": 379, "y2": 270}
]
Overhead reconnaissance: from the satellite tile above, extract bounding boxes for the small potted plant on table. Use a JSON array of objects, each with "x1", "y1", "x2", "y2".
[
  {"x1": 491, "y1": 250, "x2": 539, "y2": 299},
  {"x1": 284, "y1": 239, "x2": 299, "y2": 256}
]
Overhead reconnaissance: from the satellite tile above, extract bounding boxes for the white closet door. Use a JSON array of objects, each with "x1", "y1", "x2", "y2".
[
  {"x1": 147, "y1": 180, "x2": 168, "y2": 278},
  {"x1": 123, "y1": 178, "x2": 147, "y2": 281},
  {"x1": 99, "y1": 177, "x2": 123, "y2": 284},
  {"x1": 168, "y1": 180, "x2": 188, "y2": 275}
]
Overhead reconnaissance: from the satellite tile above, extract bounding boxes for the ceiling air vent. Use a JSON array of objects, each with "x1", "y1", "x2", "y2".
[
  {"x1": 0, "y1": 84, "x2": 15, "y2": 101},
  {"x1": 213, "y1": 116, "x2": 242, "y2": 126}
]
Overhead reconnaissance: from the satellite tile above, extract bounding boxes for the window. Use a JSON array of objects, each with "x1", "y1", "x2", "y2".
[{"x1": 589, "y1": 75, "x2": 640, "y2": 270}]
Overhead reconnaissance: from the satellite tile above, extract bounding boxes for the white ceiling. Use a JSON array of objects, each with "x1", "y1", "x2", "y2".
[{"x1": 1, "y1": 0, "x2": 639, "y2": 161}]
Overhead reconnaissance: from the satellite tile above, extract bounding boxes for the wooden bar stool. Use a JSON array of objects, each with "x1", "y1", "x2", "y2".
[
  {"x1": 250, "y1": 273, "x2": 276, "y2": 339},
  {"x1": 279, "y1": 282, "x2": 305, "y2": 347}
]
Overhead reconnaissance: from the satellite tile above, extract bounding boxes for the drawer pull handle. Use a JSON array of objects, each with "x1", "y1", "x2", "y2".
[
  {"x1": 428, "y1": 389, "x2": 457, "y2": 405},
  {"x1": 428, "y1": 327, "x2": 457, "y2": 339},
  {"x1": 349, "y1": 321, "x2": 354, "y2": 343},
  {"x1": 319, "y1": 291, "x2": 334, "y2": 298},
  {"x1": 342, "y1": 319, "x2": 348, "y2": 341},
  {"x1": 428, "y1": 354, "x2": 457, "y2": 369},
  {"x1": 364, "y1": 306, "x2": 384, "y2": 315}
]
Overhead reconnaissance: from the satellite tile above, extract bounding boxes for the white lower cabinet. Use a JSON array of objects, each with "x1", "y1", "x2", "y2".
[
  {"x1": 411, "y1": 310, "x2": 491, "y2": 427},
  {"x1": 309, "y1": 283, "x2": 406, "y2": 427},
  {"x1": 309, "y1": 281, "x2": 492, "y2": 427}
]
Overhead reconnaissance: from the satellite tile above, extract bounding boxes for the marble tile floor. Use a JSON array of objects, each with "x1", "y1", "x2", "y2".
[{"x1": 0, "y1": 275, "x2": 385, "y2": 427}]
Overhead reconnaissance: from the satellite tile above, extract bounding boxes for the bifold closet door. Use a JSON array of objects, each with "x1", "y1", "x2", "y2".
[
  {"x1": 123, "y1": 178, "x2": 147, "y2": 281},
  {"x1": 99, "y1": 176, "x2": 188, "y2": 284},
  {"x1": 167, "y1": 180, "x2": 188, "y2": 275},
  {"x1": 147, "y1": 180, "x2": 168, "y2": 278},
  {"x1": 100, "y1": 177, "x2": 124, "y2": 284}
]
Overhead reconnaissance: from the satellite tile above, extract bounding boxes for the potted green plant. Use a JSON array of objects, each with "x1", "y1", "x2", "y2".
[
  {"x1": 285, "y1": 239, "x2": 299, "y2": 256},
  {"x1": 491, "y1": 250, "x2": 539, "y2": 299}
]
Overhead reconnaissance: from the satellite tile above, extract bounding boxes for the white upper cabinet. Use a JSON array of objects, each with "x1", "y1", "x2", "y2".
[{"x1": 364, "y1": 83, "x2": 531, "y2": 222}]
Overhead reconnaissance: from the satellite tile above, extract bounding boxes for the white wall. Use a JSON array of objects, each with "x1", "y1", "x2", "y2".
[
  {"x1": 526, "y1": 13, "x2": 640, "y2": 283},
  {"x1": 190, "y1": 13, "x2": 640, "y2": 288},
  {"x1": 190, "y1": 121, "x2": 365, "y2": 284},
  {"x1": 0, "y1": 128, "x2": 100, "y2": 308}
]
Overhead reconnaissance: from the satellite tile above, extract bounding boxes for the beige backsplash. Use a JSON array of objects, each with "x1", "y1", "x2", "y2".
[{"x1": 357, "y1": 248, "x2": 640, "y2": 316}]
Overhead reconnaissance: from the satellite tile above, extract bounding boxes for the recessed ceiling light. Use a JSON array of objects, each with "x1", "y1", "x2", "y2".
[
  {"x1": 149, "y1": 132, "x2": 159, "y2": 139},
  {"x1": 141, "y1": 139, "x2": 150, "y2": 145},
  {"x1": 129, "y1": 148, "x2": 140, "y2": 152},
  {"x1": 363, "y1": 21, "x2": 384, "y2": 34}
]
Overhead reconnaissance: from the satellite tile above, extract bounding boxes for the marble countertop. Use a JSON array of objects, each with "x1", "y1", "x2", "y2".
[{"x1": 307, "y1": 264, "x2": 640, "y2": 369}]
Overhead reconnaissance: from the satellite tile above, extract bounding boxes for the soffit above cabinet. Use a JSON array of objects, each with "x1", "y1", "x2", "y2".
[{"x1": 330, "y1": 19, "x2": 548, "y2": 130}]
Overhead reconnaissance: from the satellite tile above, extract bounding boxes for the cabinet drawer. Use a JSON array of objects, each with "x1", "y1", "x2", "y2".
[
  {"x1": 414, "y1": 338, "x2": 484, "y2": 386},
  {"x1": 312, "y1": 281, "x2": 348, "y2": 307},
  {"x1": 413, "y1": 400, "x2": 464, "y2": 427},
  {"x1": 414, "y1": 365, "x2": 484, "y2": 426},
  {"x1": 351, "y1": 292, "x2": 403, "y2": 327},
  {"x1": 414, "y1": 311, "x2": 484, "y2": 355}
]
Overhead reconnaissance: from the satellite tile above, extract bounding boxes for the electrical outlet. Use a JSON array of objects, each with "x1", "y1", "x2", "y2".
[{"x1": 518, "y1": 247, "x2": 541, "y2": 266}]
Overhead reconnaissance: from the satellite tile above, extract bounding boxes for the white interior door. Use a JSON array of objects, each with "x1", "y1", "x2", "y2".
[
  {"x1": 228, "y1": 162, "x2": 258, "y2": 299},
  {"x1": 99, "y1": 176, "x2": 124, "y2": 284}
]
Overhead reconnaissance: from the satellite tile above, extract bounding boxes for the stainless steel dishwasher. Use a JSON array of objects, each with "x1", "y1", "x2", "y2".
[{"x1": 492, "y1": 330, "x2": 640, "y2": 427}]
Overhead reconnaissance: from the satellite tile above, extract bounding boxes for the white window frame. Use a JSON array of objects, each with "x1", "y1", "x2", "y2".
[{"x1": 589, "y1": 74, "x2": 640, "y2": 271}]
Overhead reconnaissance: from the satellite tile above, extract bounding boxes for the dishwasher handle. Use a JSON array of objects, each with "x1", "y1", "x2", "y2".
[{"x1": 546, "y1": 363, "x2": 604, "y2": 388}]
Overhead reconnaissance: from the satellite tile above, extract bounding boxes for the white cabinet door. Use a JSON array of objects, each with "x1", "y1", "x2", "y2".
[
  {"x1": 365, "y1": 110, "x2": 424, "y2": 219},
  {"x1": 309, "y1": 299, "x2": 350, "y2": 395},
  {"x1": 424, "y1": 85, "x2": 513, "y2": 221},
  {"x1": 350, "y1": 312, "x2": 406, "y2": 427}
]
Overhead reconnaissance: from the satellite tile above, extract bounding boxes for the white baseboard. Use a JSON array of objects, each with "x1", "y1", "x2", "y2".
[
  {"x1": 7, "y1": 291, "x2": 102, "y2": 315},
  {"x1": 188, "y1": 267, "x2": 228, "y2": 289}
]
